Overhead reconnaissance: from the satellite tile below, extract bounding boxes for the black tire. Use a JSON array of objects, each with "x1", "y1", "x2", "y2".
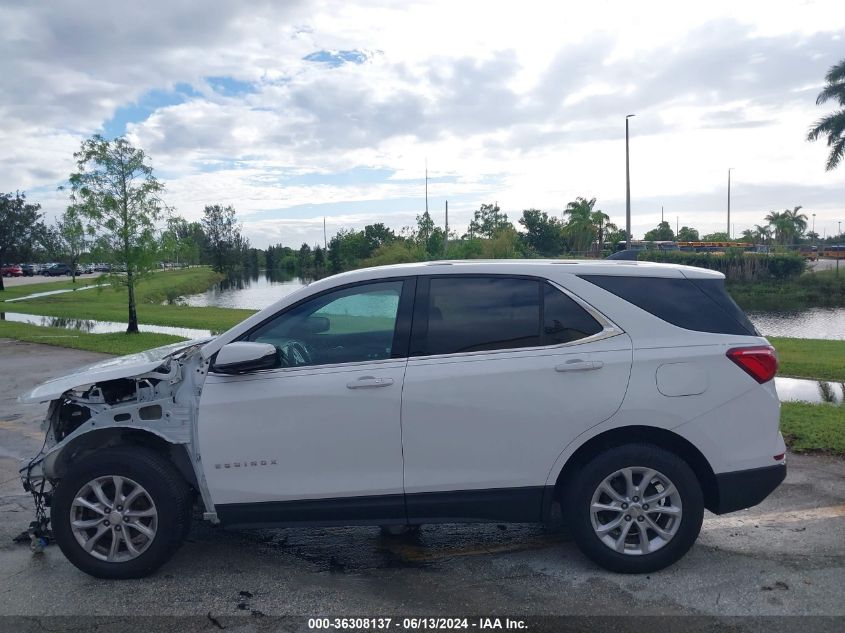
[
  {"x1": 563, "y1": 443, "x2": 704, "y2": 574},
  {"x1": 51, "y1": 446, "x2": 192, "y2": 579}
]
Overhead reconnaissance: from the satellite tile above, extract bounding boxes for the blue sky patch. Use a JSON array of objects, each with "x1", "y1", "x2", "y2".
[
  {"x1": 101, "y1": 83, "x2": 200, "y2": 138},
  {"x1": 205, "y1": 76, "x2": 257, "y2": 96},
  {"x1": 303, "y1": 49, "x2": 367, "y2": 68}
]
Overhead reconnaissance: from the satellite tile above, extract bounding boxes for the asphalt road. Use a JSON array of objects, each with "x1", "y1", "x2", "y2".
[{"x1": 0, "y1": 340, "x2": 843, "y2": 624}]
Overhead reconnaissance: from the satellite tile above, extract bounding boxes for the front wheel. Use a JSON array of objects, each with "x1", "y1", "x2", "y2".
[
  {"x1": 51, "y1": 446, "x2": 192, "y2": 579},
  {"x1": 563, "y1": 443, "x2": 704, "y2": 574}
]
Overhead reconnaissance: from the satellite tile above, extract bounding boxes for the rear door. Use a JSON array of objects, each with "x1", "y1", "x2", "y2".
[{"x1": 400, "y1": 275, "x2": 632, "y2": 521}]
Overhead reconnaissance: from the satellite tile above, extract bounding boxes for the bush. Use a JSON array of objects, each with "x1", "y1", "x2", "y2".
[{"x1": 637, "y1": 250, "x2": 805, "y2": 281}]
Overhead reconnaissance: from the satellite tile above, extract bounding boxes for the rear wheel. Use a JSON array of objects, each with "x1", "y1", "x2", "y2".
[
  {"x1": 563, "y1": 443, "x2": 704, "y2": 573},
  {"x1": 51, "y1": 446, "x2": 192, "y2": 579}
]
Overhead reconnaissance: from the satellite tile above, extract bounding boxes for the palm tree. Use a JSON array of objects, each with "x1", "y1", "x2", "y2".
[
  {"x1": 783, "y1": 205, "x2": 808, "y2": 240},
  {"x1": 563, "y1": 197, "x2": 596, "y2": 254},
  {"x1": 764, "y1": 211, "x2": 790, "y2": 244},
  {"x1": 807, "y1": 58, "x2": 845, "y2": 171},
  {"x1": 590, "y1": 209, "x2": 610, "y2": 255},
  {"x1": 753, "y1": 224, "x2": 772, "y2": 245}
]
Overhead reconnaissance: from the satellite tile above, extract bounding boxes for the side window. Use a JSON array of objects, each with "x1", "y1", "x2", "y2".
[
  {"x1": 543, "y1": 283, "x2": 602, "y2": 344},
  {"x1": 246, "y1": 281, "x2": 403, "y2": 367},
  {"x1": 423, "y1": 277, "x2": 542, "y2": 355},
  {"x1": 578, "y1": 275, "x2": 757, "y2": 336}
]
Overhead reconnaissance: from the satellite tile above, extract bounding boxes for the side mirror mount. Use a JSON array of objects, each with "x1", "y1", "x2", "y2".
[{"x1": 213, "y1": 342, "x2": 279, "y2": 374}]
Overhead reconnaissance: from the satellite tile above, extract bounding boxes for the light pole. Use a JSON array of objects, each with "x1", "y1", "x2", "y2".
[
  {"x1": 838, "y1": 221, "x2": 842, "y2": 278},
  {"x1": 812, "y1": 213, "x2": 816, "y2": 246},
  {"x1": 727, "y1": 168, "x2": 734, "y2": 238},
  {"x1": 625, "y1": 114, "x2": 635, "y2": 248}
]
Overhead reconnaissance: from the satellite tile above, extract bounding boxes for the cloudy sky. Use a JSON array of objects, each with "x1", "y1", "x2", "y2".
[{"x1": 2, "y1": 0, "x2": 845, "y2": 247}]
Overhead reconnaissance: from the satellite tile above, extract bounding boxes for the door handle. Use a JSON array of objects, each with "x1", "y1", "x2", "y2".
[
  {"x1": 555, "y1": 359, "x2": 603, "y2": 372},
  {"x1": 346, "y1": 376, "x2": 395, "y2": 389}
]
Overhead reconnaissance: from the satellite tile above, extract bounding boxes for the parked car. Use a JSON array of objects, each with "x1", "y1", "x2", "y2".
[
  {"x1": 1, "y1": 263, "x2": 23, "y2": 277},
  {"x1": 42, "y1": 263, "x2": 73, "y2": 276},
  {"x1": 19, "y1": 260, "x2": 785, "y2": 579},
  {"x1": 93, "y1": 263, "x2": 111, "y2": 272},
  {"x1": 19, "y1": 263, "x2": 37, "y2": 276},
  {"x1": 75, "y1": 264, "x2": 94, "y2": 275},
  {"x1": 606, "y1": 249, "x2": 640, "y2": 260}
]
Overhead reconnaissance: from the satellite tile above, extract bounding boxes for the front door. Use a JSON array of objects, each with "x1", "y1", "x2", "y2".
[{"x1": 198, "y1": 278, "x2": 414, "y2": 526}]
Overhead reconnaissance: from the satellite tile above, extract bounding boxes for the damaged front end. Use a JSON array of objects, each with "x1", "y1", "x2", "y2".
[{"x1": 19, "y1": 339, "x2": 219, "y2": 546}]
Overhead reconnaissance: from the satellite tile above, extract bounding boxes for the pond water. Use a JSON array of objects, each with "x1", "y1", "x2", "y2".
[
  {"x1": 746, "y1": 308, "x2": 845, "y2": 341},
  {"x1": 0, "y1": 312, "x2": 212, "y2": 339},
  {"x1": 775, "y1": 377, "x2": 845, "y2": 404},
  {"x1": 180, "y1": 271, "x2": 308, "y2": 310}
]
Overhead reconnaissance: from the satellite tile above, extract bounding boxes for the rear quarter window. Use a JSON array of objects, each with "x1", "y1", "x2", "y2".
[{"x1": 578, "y1": 275, "x2": 758, "y2": 336}]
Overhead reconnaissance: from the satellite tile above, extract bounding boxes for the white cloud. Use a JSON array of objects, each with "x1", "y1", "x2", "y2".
[{"x1": 2, "y1": 0, "x2": 845, "y2": 246}]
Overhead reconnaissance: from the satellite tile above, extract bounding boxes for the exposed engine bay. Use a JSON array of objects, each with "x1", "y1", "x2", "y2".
[{"x1": 19, "y1": 340, "x2": 220, "y2": 547}]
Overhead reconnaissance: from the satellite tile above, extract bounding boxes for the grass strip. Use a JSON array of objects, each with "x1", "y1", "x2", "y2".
[{"x1": 781, "y1": 401, "x2": 845, "y2": 456}]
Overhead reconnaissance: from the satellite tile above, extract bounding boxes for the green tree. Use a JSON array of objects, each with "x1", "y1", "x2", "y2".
[
  {"x1": 643, "y1": 221, "x2": 675, "y2": 242},
  {"x1": 202, "y1": 204, "x2": 241, "y2": 272},
  {"x1": 55, "y1": 206, "x2": 88, "y2": 283},
  {"x1": 298, "y1": 243, "x2": 312, "y2": 271},
  {"x1": 605, "y1": 227, "x2": 628, "y2": 251},
  {"x1": 519, "y1": 208, "x2": 563, "y2": 256},
  {"x1": 807, "y1": 58, "x2": 845, "y2": 171},
  {"x1": 701, "y1": 231, "x2": 731, "y2": 241},
  {"x1": 590, "y1": 209, "x2": 611, "y2": 255},
  {"x1": 563, "y1": 197, "x2": 597, "y2": 254},
  {"x1": 68, "y1": 136, "x2": 164, "y2": 333},
  {"x1": 676, "y1": 226, "x2": 699, "y2": 241},
  {"x1": 784, "y1": 205, "x2": 808, "y2": 240},
  {"x1": 466, "y1": 203, "x2": 512, "y2": 239},
  {"x1": 765, "y1": 207, "x2": 806, "y2": 245},
  {"x1": 0, "y1": 192, "x2": 46, "y2": 291},
  {"x1": 313, "y1": 245, "x2": 325, "y2": 271},
  {"x1": 753, "y1": 224, "x2": 773, "y2": 245},
  {"x1": 363, "y1": 223, "x2": 396, "y2": 253}
]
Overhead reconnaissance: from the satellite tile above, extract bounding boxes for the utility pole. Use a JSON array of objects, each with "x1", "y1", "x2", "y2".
[
  {"x1": 676, "y1": 216, "x2": 679, "y2": 237},
  {"x1": 838, "y1": 221, "x2": 842, "y2": 278},
  {"x1": 727, "y1": 168, "x2": 734, "y2": 238},
  {"x1": 323, "y1": 217, "x2": 327, "y2": 250},
  {"x1": 444, "y1": 200, "x2": 449, "y2": 255},
  {"x1": 661, "y1": 205, "x2": 664, "y2": 224},
  {"x1": 625, "y1": 114, "x2": 635, "y2": 248},
  {"x1": 425, "y1": 159, "x2": 428, "y2": 216},
  {"x1": 812, "y1": 213, "x2": 816, "y2": 246}
]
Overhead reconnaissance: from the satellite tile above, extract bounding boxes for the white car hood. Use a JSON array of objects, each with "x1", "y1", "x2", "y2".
[{"x1": 19, "y1": 338, "x2": 211, "y2": 404}]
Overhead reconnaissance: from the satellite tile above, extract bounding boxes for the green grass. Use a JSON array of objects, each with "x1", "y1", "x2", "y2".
[
  {"x1": 1, "y1": 268, "x2": 254, "y2": 331},
  {"x1": 729, "y1": 269, "x2": 845, "y2": 311},
  {"x1": 770, "y1": 337, "x2": 845, "y2": 382},
  {"x1": 0, "y1": 321, "x2": 186, "y2": 355},
  {"x1": 781, "y1": 402, "x2": 845, "y2": 455}
]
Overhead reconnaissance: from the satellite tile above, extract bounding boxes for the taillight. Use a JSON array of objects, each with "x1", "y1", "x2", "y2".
[{"x1": 726, "y1": 346, "x2": 778, "y2": 383}]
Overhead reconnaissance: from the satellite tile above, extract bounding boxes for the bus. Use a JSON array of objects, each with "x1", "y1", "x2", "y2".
[
  {"x1": 822, "y1": 245, "x2": 845, "y2": 259},
  {"x1": 676, "y1": 241, "x2": 754, "y2": 252}
]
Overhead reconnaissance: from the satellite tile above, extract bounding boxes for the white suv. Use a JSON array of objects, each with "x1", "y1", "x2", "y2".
[{"x1": 19, "y1": 260, "x2": 786, "y2": 578}]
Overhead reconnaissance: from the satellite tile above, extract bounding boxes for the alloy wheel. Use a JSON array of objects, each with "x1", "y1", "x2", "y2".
[
  {"x1": 69, "y1": 475, "x2": 158, "y2": 562},
  {"x1": 589, "y1": 466, "x2": 683, "y2": 555}
]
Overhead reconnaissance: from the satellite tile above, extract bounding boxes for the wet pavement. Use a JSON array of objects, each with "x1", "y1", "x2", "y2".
[{"x1": 0, "y1": 340, "x2": 843, "y2": 620}]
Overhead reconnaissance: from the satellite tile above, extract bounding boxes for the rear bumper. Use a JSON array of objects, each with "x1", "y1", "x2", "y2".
[{"x1": 710, "y1": 463, "x2": 786, "y2": 514}]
